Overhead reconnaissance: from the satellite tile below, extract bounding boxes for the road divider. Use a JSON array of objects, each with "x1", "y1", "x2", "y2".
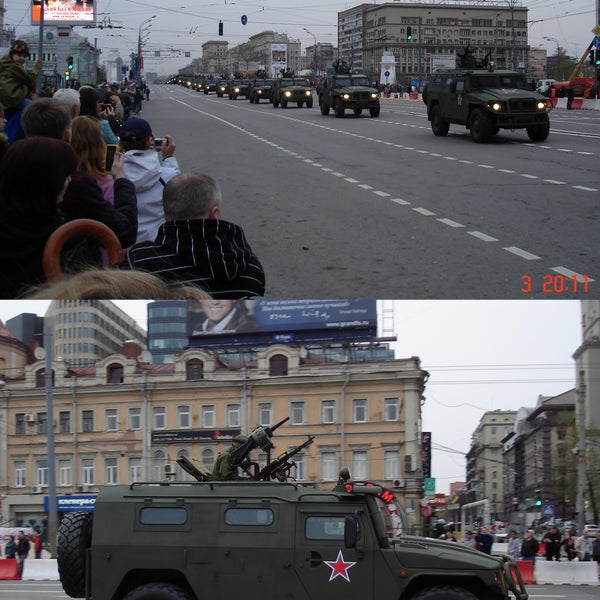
[
  {"x1": 22, "y1": 558, "x2": 60, "y2": 580},
  {"x1": 535, "y1": 560, "x2": 598, "y2": 585}
]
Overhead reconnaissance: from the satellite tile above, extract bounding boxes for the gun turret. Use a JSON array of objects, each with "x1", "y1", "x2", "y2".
[
  {"x1": 255, "y1": 435, "x2": 315, "y2": 482},
  {"x1": 176, "y1": 456, "x2": 211, "y2": 481},
  {"x1": 230, "y1": 417, "x2": 290, "y2": 466}
]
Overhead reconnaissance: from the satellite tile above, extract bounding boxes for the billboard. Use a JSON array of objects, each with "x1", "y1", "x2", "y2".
[
  {"x1": 32, "y1": 1, "x2": 95, "y2": 25},
  {"x1": 187, "y1": 300, "x2": 377, "y2": 348},
  {"x1": 271, "y1": 43, "x2": 287, "y2": 75}
]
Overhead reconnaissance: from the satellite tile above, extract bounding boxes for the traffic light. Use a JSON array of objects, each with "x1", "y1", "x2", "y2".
[
  {"x1": 218, "y1": 21, "x2": 223, "y2": 36},
  {"x1": 65, "y1": 56, "x2": 73, "y2": 82},
  {"x1": 407, "y1": 26, "x2": 412, "y2": 41},
  {"x1": 590, "y1": 50, "x2": 595, "y2": 65},
  {"x1": 596, "y1": 52, "x2": 600, "y2": 66},
  {"x1": 534, "y1": 490, "x2": 542, "y2": 506}
]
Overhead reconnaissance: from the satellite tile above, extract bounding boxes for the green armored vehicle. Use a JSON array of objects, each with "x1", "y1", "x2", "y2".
[
  {"x1": 423, "y1": 47, "x2": 551, "y2": 143},
  {"x1": 248, "y1": 77, "x2": 274, "y2": 104},
  {"x1": 227, "y1": 79, "x2": 250, "y2": 100},
  {"x1": 272, "y1": 76, "x2": 314, "y2": 108},
  {"x1": 57, "y1": 421, "x2": 528, "y2": 600},
  {"x1": 317, "y1": 74, "x2": 381, "y2": 118}
]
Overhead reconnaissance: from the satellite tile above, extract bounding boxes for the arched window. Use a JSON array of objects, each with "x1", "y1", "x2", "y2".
[
  {"x1": 269, "y1": 354, "x2": 288, "y2": 376},
  {"x1": 107, "y1": 364, "x2": 124, "y2": 384},
  {"x1": 35, "y1": 369, "x2": 54, "y2": 388},
  {"x1": 202, "y1": 448, "x2": 215, "y2": 470},
  {"x1": 154, "y1": 450, "x2": 166, "y2": 480},
  {"x1": 186, "y1": 359, "x2": 204, "y2": 381}
]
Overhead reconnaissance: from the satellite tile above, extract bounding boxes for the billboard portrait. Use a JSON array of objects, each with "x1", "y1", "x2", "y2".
[
  {"x1": 32, "y1": 0, "x2": 95, "y2": 25},
  {"x1": 187, "y1": 300, "x2": 377, "y2": 348},
  {"x1": 271, "y1": 43, "x2": 287, "y2": 64}
]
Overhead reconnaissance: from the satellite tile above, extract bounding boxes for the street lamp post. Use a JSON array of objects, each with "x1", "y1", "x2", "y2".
[
  {"x1": 137, "y1": 15, "x2": 155, "y2": 83},
  {"x1": 304, "y1": 28, "x2": 317, "y2": 77},
  {"x1": 544, "y1": 36, "x2": 560, "y2": 79}
]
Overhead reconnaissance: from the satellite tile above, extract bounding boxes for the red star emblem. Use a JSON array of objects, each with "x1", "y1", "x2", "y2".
[
  {"x1": 324, "y1": 550, "x2": 357, "y2": 582},
  {"x1": 457, "y1": 94, "x2": 463, "y2": 106}
]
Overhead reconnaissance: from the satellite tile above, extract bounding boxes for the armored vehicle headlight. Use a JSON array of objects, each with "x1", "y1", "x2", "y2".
[
  {"x1": 234, "y1": 87, "x2": 240, "y2": 93},
  {"x1": 490, "y1": 102, "x2": 502, "y2": 112},
  {"x1": 284, "y1": 91, "x2": 292, "y2": 97},
  {"x1": 257, "y1": 89, "x2": 263, "y2": 94},
  {"x1": 342, "y1": 93, "x2": 350, "y2": 100},
  {"x1": 305, "y1": 90, "x2": 312, "y2": 96},
  {"x1": 537, "y1": 101, "x2": 547, "y2": 110},
  {"x1": 371, "y1": 92, "x2": 379, "y2": 99}
]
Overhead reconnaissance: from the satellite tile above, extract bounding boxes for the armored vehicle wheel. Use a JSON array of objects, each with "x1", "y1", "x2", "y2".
[
  {"x1": 411, "y1": 586, "x2": 478, "y2": 600},
  {"x1": 430, "y1": 105, "x2": 449, "y2": 136},
  {"x1": 319, "y1": 99, "x2": 329, "y2": 115},
  {"x1": 334, "y1": 98, "x2": 345, "y2": 118},
  {"x1": 469, "y1": 108, "x2": 493, "y2": 143},
  {"x1": 57, "y1": 511, "x2": 93, "y2": 598},
  {"x1": 122, "y1": 583, "x2": 194, "y2": 600},
  {"x1": 281, "y1": 99, "x2": 288, "y2": 108},
  {"x1": 526, "y1": 121, "x2": 550, "y2": 142},
  {"x1": 273, "y1": 98, "x2": 280, "y2": 108},
  {"x1": 297, "y1": 101, "x2": 303, "y2": 107},
  {"x1": 217, "y1": 93, "x2": 223, "y2": 97},
  {"x1": 369, "y1": 105, "x2": 381, "y2": 118},
  {"x1": 353, "y1": 108, "x2": 362, "y2": 115},
  {"x1": 306, "y1": 98, "x2": 313, "y2": 108}
]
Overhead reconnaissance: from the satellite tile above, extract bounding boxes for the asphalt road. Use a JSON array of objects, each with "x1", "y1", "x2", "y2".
[
  {"x1": 1, "y1": 580, "x2": 598, "y2": 599},
  {"x1": 137, "y1": 86, "x2": 600, "y2": 298}
]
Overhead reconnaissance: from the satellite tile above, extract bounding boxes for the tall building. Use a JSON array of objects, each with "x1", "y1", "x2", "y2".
[
  {"x1": 201, "y1": 40, "x2": 229, "y2": 75},
  {"x1": 147, "y1": 300, "x2": 189, "y2": 364},
  {"x1": 338, "y1": 1, "x2": 530, "y2": 81},
  {"x1": 44, "y1": 300, "x2": 147, "y2": 367}
]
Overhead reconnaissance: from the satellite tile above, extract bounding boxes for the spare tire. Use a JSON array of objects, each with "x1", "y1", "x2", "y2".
[{"x1": 57, "y1": 511, "x2": 93, "y2": 598}]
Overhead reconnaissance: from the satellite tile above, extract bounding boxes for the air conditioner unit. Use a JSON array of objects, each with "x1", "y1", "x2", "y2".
[
  {"x1": 31, "y1": 485, "x2": 42, "y2": 494},
  {"x1": 77, "y1": 484, "x2": 90, "y2": 493},
  {"x1": 393, "y1": 479, "x2": 405, "y2": 488},
  {"x1": 164, "y1": 464, "x2": 177, "y2": 477},
  {"x1": 404, "y1": 454, "x2": 416, "y2": 472},
  {"x1": 24, "y1": 413, "x2": 36, "y2": 423}
]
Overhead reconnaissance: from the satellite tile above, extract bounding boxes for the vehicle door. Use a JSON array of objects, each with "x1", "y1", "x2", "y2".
[
  {"x1": 444, "y1": 75, "x2": 468, "y2": 123},
  {"x1": 294, "y1": 507, "x2": 376, "y2": 599}
]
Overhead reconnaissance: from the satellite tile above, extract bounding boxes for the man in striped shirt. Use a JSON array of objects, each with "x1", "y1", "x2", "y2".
[{"x1": 125, "y1": 172, "x2": 265, "y2": 298}]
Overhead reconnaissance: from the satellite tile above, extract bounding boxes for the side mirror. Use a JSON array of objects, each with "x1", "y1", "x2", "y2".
[{"x1": 344, "y1": 516, "x2": 358, "y2": 549}]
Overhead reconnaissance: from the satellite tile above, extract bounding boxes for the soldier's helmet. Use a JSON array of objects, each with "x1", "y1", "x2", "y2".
[{"x1": 232, "y1": 435, "x2": 248, "y2": 447}]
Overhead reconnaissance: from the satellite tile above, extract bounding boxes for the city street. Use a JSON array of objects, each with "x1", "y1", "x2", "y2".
[{"x1": 136, "y1": 85, "x2": 599, "y2": 298}]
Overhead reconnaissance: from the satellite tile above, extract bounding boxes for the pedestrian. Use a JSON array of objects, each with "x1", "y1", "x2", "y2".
[
  {"x1": 520, "y1": 529, "x2": 539, "y2": 564},
  {"x1": 507, "y1": 530, "x2": 521, "y2": 561},
  {"x1": 118, "y1": 117, "x2": 180, "y2": 244},
  {"x1": 561, "y1": 531, "x2": 577, "y2": 561},
  {"x1": 21, "y1": 97, "x2": 72, "y2": 141},
  {"x1": 212, "y1": 435, "x2": 249, "y2": 480},
  {"x1": 575, "y1": 528, "x2": 592, "y2": 561},
  {"x1": 475, "y1": 526, "x2": 494, "y2": 554},
  {"x1": 461, "y1": 530, "x2": 477, "y2": 550},
  {"x1": 0, "y1": 101, "x2": 8, "y2": 161},
  {"x1": 0, "y1": 40, "x2": 43, "y2": 142},
  {"x1": 566, "y1": 83, "x2": 574, "y2": 110},
  {"x1": 593, "y1": 531, "x2": 600, "y2": 579},
  {"x1": 4, "y1": 534, "x2": 17, "y2": 558},
  {"x1": 78, "y1": 85, "x2": 119, "y2": 144},
  {"x1": 125, "y1": 172, "x2": 266, "y2": 298},
  {"x1": 445, "y1": 530, "x2": 457, "y2": 542},
  {"x1": 16, "y1": 530, "x2": 30, "y2": 577},
  {"x1": 542, "y1": 525, "x2": 562, "y2": 561},
  {"x1": 32, "y1": 527, "x2": 42, "y2": 559},
  {"x1": 52, "y1": 87, "x2": 81, "y2": 120}
]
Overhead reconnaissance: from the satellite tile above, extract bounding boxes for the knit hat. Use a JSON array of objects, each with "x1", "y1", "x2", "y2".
[
  {"x1": 10, "y1": 40, "x2": 30, "y2": 57},
  {"x1": 119, "y1": 117, "x2": 153, "y2": 141}
]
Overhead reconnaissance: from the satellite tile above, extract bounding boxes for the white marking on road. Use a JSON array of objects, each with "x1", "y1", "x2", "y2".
[
  {"x1": 520, "y1": 174, "x2": 539, "y2": 179},
  {"x1": 373, "y1": 190, "x2": 391, "y2": 197},
  {"x1": 478, "y1": 164, "x2": 494, "y2": 169},
  {"x1": 550, "y1": 267, "x2": 595, "y2": 282},
  {"x1": 392, "y1": 198, "x2": 411, "y2": 205},
  {"x1": 413, "y1": 207, "x2": 436, "y2": 216},
  {"x1": 503, "y1": 246, "x2": 541, "y2": 260},
  {"x1": 359, "y1": 184, "x2": 373, "y2": 190},
  {"x1": 332, "y1": 172, "x2": 345, "y2": 177},
  {"x1": 543, "y1": 179, "x2": 567, "y2": 185},
  {"x1": 438, "y1": 218, "x2": 464, "y2": 228},
  {"x1": 468, "y1": 231, "x2": 499, "y2": 242},
  {"x1": 345, "y1": 178, "x2": 359, "y2": 183},
  {"x1": 572, "y1": 185, "x2": 598, "y2": 192}
]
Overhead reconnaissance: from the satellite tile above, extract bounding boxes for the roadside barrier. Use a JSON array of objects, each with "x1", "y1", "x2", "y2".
[
  {"x1": 21, "y1": 558, "x2": 60, "y2": 580},
  {"x1": 535, "y1": 560, "x2": 598, "y2": 585},
  {"x1": 0, "y1": 558, "x2": 19, "y2": 580},
  {"x1": 516, "y1": 560, "x2": 535, "y2": 584}
]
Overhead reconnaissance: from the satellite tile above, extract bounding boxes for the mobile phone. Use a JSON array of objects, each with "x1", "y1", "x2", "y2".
[
  {"x1": 153, "y1": 137, "x2": 165, "y2": 149},
  {"x1": 104, "y1": 144, "x2": 118, "y2": 172}
]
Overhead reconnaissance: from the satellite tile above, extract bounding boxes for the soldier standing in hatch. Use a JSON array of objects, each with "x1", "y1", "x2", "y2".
[{"x1": 212, "y1": 435, "x2": 248, "y2": 480}]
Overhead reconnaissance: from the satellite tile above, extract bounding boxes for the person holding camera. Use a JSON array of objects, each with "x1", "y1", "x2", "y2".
[
  {"x1": 78, "y1": 85, "x2": 118, "y2": 145},
  {"x1": 119, "y1": 117, "x2": 180, "y2": 245}
]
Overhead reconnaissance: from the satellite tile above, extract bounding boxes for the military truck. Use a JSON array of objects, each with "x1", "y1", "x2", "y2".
[
  {"x1": 271, "y1": 76, "x2": 314, "y2": 108},
  {"x1": 203, "y1": 80, "x2": 217, "y2": 95},
  {"x1": 248, "y1": 78, "x2": 274, "y2": 104},
  {"x1": 57, "y1": 421, "x2": 529, "y2": 600},
  {"x1": 317, "y1": 73, "x2": 381, "y2": 118},
  {"x1": 227, "y1": 79, "x2": 251, "y2": 100},
  {"x1": 216, "y1": 80, "x2": 229, "y2": 98},
  {"x1": 423, "y1": 47, "x2": 551, "y2": 143}
]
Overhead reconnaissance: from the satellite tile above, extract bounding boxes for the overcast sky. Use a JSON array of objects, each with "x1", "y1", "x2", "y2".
[
  {"x1": 4, "y1": 1, "x2": 596, "y2": 76},
  {"x1": 0, "y1": 299, "x2": 582, "y2": 494}
]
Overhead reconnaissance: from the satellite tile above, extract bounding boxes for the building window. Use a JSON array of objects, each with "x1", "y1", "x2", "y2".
[
  {"x1": 384, "y1": 450, "x2": 400, "y2": 480},
  {"x1": 202, "y1": 405, "x2": 215, "y2": 428},
  {"x1": 37, "y1": 412, "x2": 47, "y2": 434},
  {"x1": 154, "y1": 406, "x2": 166, "y2": 429},
  {"x1": 178, "y1": 406, "x2": 191, "y2": 428},
  {"x1": 383, "y1": 397, "x2": 400, "y2": 421},
  {"x1": 202, "y1": 448, "x2": 215, "y2": 470},
  {"x1": 82, "y1": 410, "x2": 94, "y2": 433},
  {"x1": 321, "y1": 400, "x2": 335, "y2": 424},
  {"x1": 258, "y1": 403, "x2": 272, "y2": 425},
  {"x1": 15, "y1": 413, "x2": 25, "y2": 435},
  {"x1": 352, "y1": 399, "x2": 368, "y2": 423},
  {"x1": 107, "y1": 364, "x2": 124, "y2": 384},
  {"x1": 36, "y1": 459, "x2": 48, "y2": 486},
  {"x1": 58, "y1": 459, "x2": 72, "y2": 486},
  {"x1": 269, "y1": 354, "x2": 288, "y2": 376},
  {"x1": 129, "y1": 407, "x2": 141, "y2": 430},
  {"x1": 154, "y1": 450, "x2": 166, "y2": 480},
  {"x1": 290, "y1": 401, "x2": 305, "y2": 425},
  {"x1": 186, "y1": 359, "x2": 204, "y2": 380},
  {"x1": 15, "y1": 461, "x2": 26, "y2": 487},
  {"x1": 321, "y1": 452, "x2": 337, "y2": 481},
  {"x1": 129, "y1": 457, "x2": 142, "y2": 482},
  {"x1": 82, "y1": 459, "x2": 95, "y2": 485},
  {"x1": 105, "y1": 408, "x2": 117, "y2": 431},
  {"x1": 105, "y1": 457, "x2": 118, "y2": 484},
  {"x1": 293, "y1": 453, "x2": 306, "y2": 480},
  {"x1": 35, "y1": 369, "x2": 54, "y2": 387},
  {"x1": 59, "y1": 411, "x2": 71, "y2": 434},
  {"x1": 227, "y1": 404, "x2": 240, "y2": 427},
  {"x1": 352, "y1": 450, "x2": 368, "y2": 480}
]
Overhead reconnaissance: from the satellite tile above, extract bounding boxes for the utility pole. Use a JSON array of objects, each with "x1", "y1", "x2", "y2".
[
  {"x1": 576, "y1": 370, "x2": 586, "y2": 534},
  {"x1": 44, "y1": 327, "x2": 58, "y2": 557}
]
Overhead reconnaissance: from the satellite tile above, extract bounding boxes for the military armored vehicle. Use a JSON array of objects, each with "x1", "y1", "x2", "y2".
[
  {"x1": 203, "y1": 80, "x2": 217, "y2": 95},
  {"x1": 317, "y1": 73, "x2": 381, "y2": 118},
  {"x1": 423, "y1": 46, "x2": 551, "y2": 143},
  {"x1": 216, "y1": 80, "x2": 229, "y2": 98},
  {"x1": 227, "y1": 79, "x2": 251, "y2": 100},
  {"x1": 57, "y1": 420, "x2": 529, "y2": 600},
  {"x1": 248, "y1": 77, "x2": 274, "y2": 103},
  {"x1": 271, "y1": 76, "x2": 314, "y2": 108}
]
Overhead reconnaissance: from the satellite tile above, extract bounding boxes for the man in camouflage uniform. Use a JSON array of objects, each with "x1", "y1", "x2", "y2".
[{"x1": 212, "y1": 435, "x2": 248, "y2": 480}]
